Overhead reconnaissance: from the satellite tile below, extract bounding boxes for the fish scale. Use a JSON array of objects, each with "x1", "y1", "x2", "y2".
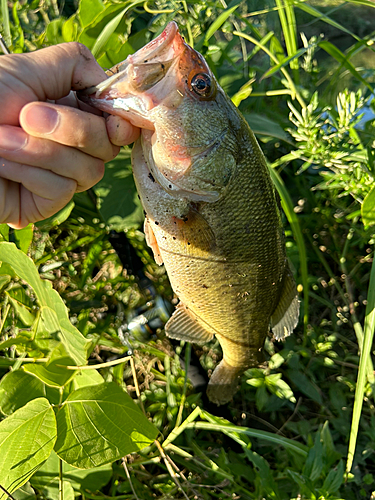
[{"x1": 82, "y1": 21, "x2": 299, "y2": 405}]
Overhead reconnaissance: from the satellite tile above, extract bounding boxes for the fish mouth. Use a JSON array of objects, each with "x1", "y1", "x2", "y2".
[{"x1": 79, "y1": 22, "x2": 186, "y2": 129}]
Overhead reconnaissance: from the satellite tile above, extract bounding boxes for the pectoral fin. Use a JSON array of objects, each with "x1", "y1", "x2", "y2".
[
  {"x1": 270, "y1": 267, "x2": 300, "y2": 341},
  {"x1": 165, "y1": 303, "x2": 215, "y2": 344},
  {"x1": 144, "y1": 218, "x2": 163, "y2": 265},
  {"x1": 172, "y1": 204, "x2": 216, "y2": 256}
]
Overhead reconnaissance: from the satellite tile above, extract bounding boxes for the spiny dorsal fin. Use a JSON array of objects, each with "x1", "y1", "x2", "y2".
[
  {"x1": 144, "y1": 218, "x2": 163, "y2": 265},
  {"x1": 165, "y1": 303, "x2": 215, "y2": 344},
  {"x1": 270, "y1": 267, "x2": 300, "y2": 341}
]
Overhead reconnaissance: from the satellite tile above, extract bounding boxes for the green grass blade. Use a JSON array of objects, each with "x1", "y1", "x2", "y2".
[
  {"x1": 346, "y1": 0, "x2": 375, "y2": 6},
  {"x1": 188, "y1": 420, "x2": 308, "y2": 457},
  {"x1": 91, "y1": 1, "x2": 144, "y2": 58},
  {"x1": 269, "y1": 166, "x2": 309, "y2": 336},
  {"x1": 319, "y1": 40, "x2": 373, "y2": 93},
  {"x1": 293, "y1": 1, "x2": 361, "y2": 41},
  {"x1": 261, "y1": 46, "x2": 308, "y2": 80},
  {"x1": 307, "y1": 232, "x2": 375, "y2": 386},
  {"x1": 285, "y1": 0, "x2": 298, "y2": 58},
  {"x1": 204, "y1": 0, "x2": 242, "y2": 44},
  {"x1": 275, "y1": 0, "x2": 298, "y2": 74},
  {"x1": 0, "y1": 0, "x2": 11, "y2": 47},
  {"x1": 233, "y1": 30, "x2": 306, "y2": 108},
  {"x1": 346, "y1": 254, "x2": 375, "y2": 473}
]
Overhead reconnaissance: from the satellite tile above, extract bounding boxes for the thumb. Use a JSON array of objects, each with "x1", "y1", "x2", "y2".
[{"x1": 0, "y1": 43, "x2": 106, "y2": 126}]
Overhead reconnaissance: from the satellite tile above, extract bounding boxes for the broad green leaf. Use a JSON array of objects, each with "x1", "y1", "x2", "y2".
[
  {"x1": 362, "y1": 185, "x2": 375, "y2": 226},
  {"x1": 0, "y1": 398, "x2": 57, "y2": 500},
  {"x1": 12, "y1": 482, "x2": 35, "y2": 500},
  {"x1": 0, "y1": 242, "x2": 90, "y2": 365},
  {"x1": 245, "y1": 449, "x2": 281, "y2": 499},
  {"x1": 0, "y1": 274, "x2": 10, "y2": 292},
  {"x1": 204, "y1": 0, "x2": 242, "y2": 44},
  {"x1": 71, "y1": 369, "x2": 104, "y2": 389},
  {"x1": 78, "y1": 0, "x2": 104, "y2": 27},
  {"x1": 303, "y1": 432, "x2": 324, "y2": 482},
  {"x1": 97, "y1": 28, "x2": 148, "y2": 68},
  {"x1": 287, "y1": 469, "x2": 314, "y2": 496},
  {"x1": 322, "y1": 460, "x2": 344, "y2": 495},
  {"x1": 24, "y1": 344, "x2": 77, "y2": 388},
  {"x1": 0, "y1": 335, "x2": 31, "y2": 351},
  {"x1": 321, "y1": 421, "x2": 341, "y2": 467},
  {"x1": 287, "y1": 369, "x2": 322, "y2": 404},
  {"x1": 245, "y1": 114, "x2": 292, "y2": 143},
  {"x1": 0, "y1": 262, "x2": 16, "y2": 277},
  {"x1": 319, "y1": 41, "x2": 373, "y2": 93},
  {"x1": 78, "y1": 3, "x2": 134, "y2": 52},
  {"x1": 7, "y1": 294, "x2": 35, "y2": 326},
  {"x1": 45, "y1": 17, "x2": 66, "y2": 44},
  {"x1": 268, "y1": 353, "x2": 285, "y2": 370},
  {"x1": 31, "y1": 451, "x2": 112, "y2": 499},
  {"x1": 34, "y1": 201, "x2": 75, "y2": 232},
  {"x1": 94, "y1": 150, "x2": 143, "y2": 231},
  {"x1": 0, "y1": 370, "x2": 45, "y2": 415},
  {"x1": 255, "y1": 385, "x2": 269, "y2": 411},
  {"x1": 62, "y1": 14, "x2": 79, "y2": 42},
  {"x1": 13, "y1": 224, "x2": 33, "y2": 254},
  {"x1": 231, "y1": 81, "x2": 253, "y2": 107},
  {"x1": 90, "y1": 2, "x2": 144, "y2": 59},
  {"x1": 0, "y1": 223, "x2": 9, "y2": 241},
  {"x1": 54, "y1": 382, "x2": 158, "y2": 468},
  {"x1": 267, "y1": 375, "x2": 296, "y2": 403}
]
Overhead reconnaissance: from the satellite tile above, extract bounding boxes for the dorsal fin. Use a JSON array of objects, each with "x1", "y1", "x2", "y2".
[
  {"x1": 165, "y1": 303, "x2": 215, "y2": 344},
  {"x1": 270, "y1": 267, "x2": 300, "y2": 341}
]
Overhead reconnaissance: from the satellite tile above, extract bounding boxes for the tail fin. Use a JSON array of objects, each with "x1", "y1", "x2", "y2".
[{"x1": 206, "y1": 360, "x2": 243, "y2": 405}]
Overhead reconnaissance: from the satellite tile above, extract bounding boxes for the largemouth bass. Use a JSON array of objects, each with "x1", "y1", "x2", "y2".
[{"x1": 82, "y1": 22, "x2": 299, "y2": 405}]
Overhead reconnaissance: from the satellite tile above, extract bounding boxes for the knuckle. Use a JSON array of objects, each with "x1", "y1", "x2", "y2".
[
  {"x1": 94, "y1": 159, "x2": 105, "y2": 181},
  {"x1": 77, "y1": 158, "x2": 104, "y2": 191},
  {"x1": 67, "y1": 42, "x2": 93, "y2": 61},
  {"x1": 105, "y1": 144, "x2": 120, "y2": 162}
]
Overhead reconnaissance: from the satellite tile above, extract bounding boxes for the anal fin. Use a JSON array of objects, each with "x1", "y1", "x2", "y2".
[
  {"x1": 165, "y1": 303, "x2": 215, "y2": 344},
  {"x1": 270, "y1": 267, "x2": 300, "y2": 341}
]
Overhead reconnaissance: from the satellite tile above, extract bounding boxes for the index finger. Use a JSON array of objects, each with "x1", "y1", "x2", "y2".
[{"x1": 0, "y1": 42, "x2": 106, "y2": 126}]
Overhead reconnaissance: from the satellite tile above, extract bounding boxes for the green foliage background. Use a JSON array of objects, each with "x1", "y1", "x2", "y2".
[{"x1": 1, "y1": 0, "x2": 375, "y2": 499}]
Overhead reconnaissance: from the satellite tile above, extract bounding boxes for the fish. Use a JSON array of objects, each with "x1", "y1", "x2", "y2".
[{"x1": 81, "y1": 21, "x2": 299, "y2": 405}]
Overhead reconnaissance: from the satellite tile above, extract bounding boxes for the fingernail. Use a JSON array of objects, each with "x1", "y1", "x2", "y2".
[
  {"x1": 23, "y1": 104, "x2": 59, "y2": 134},
  {"x1": 0, "y1": 126, "x2": 28, "y2": 151}
]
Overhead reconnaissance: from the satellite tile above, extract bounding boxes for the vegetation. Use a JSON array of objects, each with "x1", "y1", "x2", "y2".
[{"x1": 1, "y1": 0, "x2": 375, "y2": 498}]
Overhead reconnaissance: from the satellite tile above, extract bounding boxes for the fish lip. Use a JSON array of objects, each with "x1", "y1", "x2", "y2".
[{"x1": 79, "y1": 22, "x2": 180, "y2": 98}]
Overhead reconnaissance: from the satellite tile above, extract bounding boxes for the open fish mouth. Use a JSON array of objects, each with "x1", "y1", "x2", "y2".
[
  {"x1": 79, "y1": 22, "x2": 187, "y2": 128},
  {"x1": 80, "y1": 21, "x2": 223, "y2": 200}
]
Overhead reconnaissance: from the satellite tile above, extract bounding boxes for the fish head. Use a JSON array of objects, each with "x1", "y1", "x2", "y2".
[{"x1": 82, "y1": 22, "x2": 242, "y2": 201}]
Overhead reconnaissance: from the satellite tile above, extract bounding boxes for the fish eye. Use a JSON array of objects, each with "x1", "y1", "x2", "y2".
[{"x1": 190, "y1": 73, "x2": 212, "y2": 97}]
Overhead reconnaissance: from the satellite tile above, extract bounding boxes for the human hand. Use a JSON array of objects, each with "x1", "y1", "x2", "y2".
[{"x1": 0, "y1": 43, "x2": 140, "y2": 229}]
